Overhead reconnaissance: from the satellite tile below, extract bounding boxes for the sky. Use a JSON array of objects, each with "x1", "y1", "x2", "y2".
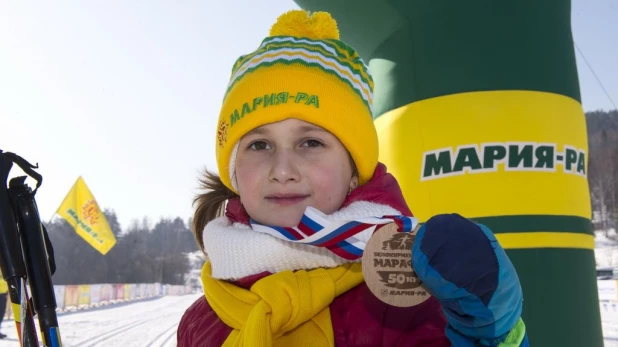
[{"x1": 1, "y1": 0, "x2": 617, "y2": 231}]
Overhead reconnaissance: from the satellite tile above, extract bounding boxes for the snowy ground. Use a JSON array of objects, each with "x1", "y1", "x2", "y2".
[
  {"x1": 0, "y1": 294, "x2": 201, "y2": 347},
  {"x1": 596, "y1": 228, "x2": 618, "y2": 268},
  {"x1": 595, "y1": 228, "x2": 618, "y2": 346}
]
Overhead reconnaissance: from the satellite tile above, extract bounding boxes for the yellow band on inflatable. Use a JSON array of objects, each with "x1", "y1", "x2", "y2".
[
  {"x1": 495, "y1": 232, "x2": 594, "y2": 250},
  {"x1": 375, "y1": 90, "x2": 590, "y2": 221}
]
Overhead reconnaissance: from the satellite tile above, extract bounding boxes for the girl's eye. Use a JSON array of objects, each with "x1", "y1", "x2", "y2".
[
  {"x1": 248, "y1": 141, "x2": 270, "y2": 151},
  {"x1": 302, "y1": 139, "x2": 324, "y2": 148}
]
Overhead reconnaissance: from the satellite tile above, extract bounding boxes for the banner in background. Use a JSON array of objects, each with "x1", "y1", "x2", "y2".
[
  {"x1": 54, "y1": 286, "x2": 65, "y2": 310},
  {"x1": 99, "y1": 284, "x2": 112, "y2": 303},
  {"x1": 114, "y1": 284, "x2": 124, "y2": 301},
  {"x1": 78, "y1": 285, "x2": 91, "y2": 306},
  {"x1": 89, "y1": 284, "x2": 101, "y2": 305},
  {"x1": 599, "y1": 280, "x2": 618, "y2": 301},
  {"x1": 64, "y1": 285, "x2": 79, "y2": 308}
]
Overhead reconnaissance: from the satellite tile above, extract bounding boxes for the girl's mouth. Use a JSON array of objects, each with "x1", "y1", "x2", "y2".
[{"x1": 265, "y1": 194, "x2": 310, "y2": 205}]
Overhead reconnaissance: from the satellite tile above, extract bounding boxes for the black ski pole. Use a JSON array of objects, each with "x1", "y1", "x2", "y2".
[
  {"x1": 10, "y1": 175, "x2": 61, "y2": 346},
  {"x1": 0, "y1": 151, "x2": 39, "y2": 346}
]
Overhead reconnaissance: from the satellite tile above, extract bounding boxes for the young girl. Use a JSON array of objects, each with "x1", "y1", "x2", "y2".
[{"x1": 178, "y1": 10, "x2": 527, "y2": 347}]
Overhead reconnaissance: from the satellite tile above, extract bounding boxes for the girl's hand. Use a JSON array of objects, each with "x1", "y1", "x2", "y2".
[{"x1": 412, "y1": 214, "x2": 527, "y2": 346}]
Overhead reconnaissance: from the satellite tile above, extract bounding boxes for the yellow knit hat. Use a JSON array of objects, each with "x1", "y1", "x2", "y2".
[{"x1": 215, "y1": 10, "x2": 378, "y2": 193}]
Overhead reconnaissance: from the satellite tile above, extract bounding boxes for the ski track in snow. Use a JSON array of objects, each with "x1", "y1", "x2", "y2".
[{"x1": 0, "y1": 294, "x2": 201, "y2": 347}]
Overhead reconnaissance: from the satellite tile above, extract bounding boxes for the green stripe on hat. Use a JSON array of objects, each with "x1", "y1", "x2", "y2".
[{"x1": 223, "y1": 57, "x2": 373, "y2": 111}]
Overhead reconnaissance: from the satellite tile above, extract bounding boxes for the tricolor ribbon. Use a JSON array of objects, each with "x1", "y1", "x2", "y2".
[{"x1": 250, "y1": 206, "x2": 418, "y2": 260}]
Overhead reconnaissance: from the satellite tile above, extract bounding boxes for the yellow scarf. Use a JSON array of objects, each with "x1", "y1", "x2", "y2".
[{"x1": 201, "y1": 261, "x2": 364, "y2": 347}]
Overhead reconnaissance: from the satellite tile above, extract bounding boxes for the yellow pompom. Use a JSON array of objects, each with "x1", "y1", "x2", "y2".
[{"x1": 269, "y1": 10, "x2": 339, "y2": 40}]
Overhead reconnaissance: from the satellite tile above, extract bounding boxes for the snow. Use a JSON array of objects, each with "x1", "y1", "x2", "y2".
[
  {"x1": 595, "y1": 228, "x2": 618, "y2": 345},
  {"x1": 185, "y1": 252, "x2": 207, "y2": 292},
  {"x1": 607, "y1": 339, "x2": 618, "y2": 347},
  {"x1": 595, "y1": 230, "x2": 618, "y2": 270},
  {"x1": 595, "y1": 229, "x2": 618, "y2": 248},
  {"x1": 0, "y1": 294, "x2": 201, "y2": 347},
  {"x1": 596, "y1": 230, "x2": 618, "y2": 275}
]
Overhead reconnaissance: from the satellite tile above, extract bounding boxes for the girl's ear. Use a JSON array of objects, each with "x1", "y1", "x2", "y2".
[{"x1": 348, "y1": 176, "x2": 359, "y2": 195}]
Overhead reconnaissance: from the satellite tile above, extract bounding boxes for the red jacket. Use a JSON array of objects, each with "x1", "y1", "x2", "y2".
[{"x1": 177, "y1": 164, "x2": 450, "y2": 346}]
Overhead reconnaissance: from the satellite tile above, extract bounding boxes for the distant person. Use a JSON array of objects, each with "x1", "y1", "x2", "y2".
[{"x1": 178, "y1": 9, "x2": 527, "y2": 347}]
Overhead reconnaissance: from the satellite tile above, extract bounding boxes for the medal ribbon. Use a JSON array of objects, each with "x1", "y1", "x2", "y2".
[{"x1": 250, "y1": 206, "x2": 418, "y2": 260}]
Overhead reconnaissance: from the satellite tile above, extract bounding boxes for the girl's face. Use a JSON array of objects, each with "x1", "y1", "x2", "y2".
[{"x1": 235, "y1": 118, "x2": 358, "y2": 227}]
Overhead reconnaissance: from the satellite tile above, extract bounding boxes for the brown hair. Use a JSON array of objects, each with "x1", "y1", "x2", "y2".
[{"x1": 192, "y1": 170, "x2": 238, "y2": 252}]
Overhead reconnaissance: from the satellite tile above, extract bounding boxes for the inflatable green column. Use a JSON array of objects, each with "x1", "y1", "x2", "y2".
[{"x1": 295, "y1": 1, "x2": 602, "y2": 345}]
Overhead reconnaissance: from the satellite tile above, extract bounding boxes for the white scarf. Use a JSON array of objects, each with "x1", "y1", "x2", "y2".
[{"x1": 202, "y1": 201, "x2": 400, "y2": 280}]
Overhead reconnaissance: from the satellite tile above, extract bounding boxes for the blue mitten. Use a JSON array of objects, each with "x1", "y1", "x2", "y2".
[{"x1": 411, "y1": 214, "x2": 526, "y2": 346}]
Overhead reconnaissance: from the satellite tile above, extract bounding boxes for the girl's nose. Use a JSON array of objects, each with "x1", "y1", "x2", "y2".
[{"x1": 268, "y1": 148, "x2": 301, "y2": 184}]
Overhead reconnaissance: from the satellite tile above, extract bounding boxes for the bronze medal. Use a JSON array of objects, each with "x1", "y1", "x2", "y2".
[{"x1": 361, "y1": 223, "x2": 431, "y2": 307}]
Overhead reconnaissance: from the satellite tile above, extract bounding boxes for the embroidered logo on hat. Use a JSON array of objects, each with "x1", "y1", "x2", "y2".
[
  {"x1": 229, "y1": 92, "x2": 320, "y2": 127},
  {"x1": 217, "y1": 121, "x2": 229, "y2": 148}
]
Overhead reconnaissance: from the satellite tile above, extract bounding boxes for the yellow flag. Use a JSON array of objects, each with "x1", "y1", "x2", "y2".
[{"x1": 56, "y1": 177, "x2": 116, "y2": 255}]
